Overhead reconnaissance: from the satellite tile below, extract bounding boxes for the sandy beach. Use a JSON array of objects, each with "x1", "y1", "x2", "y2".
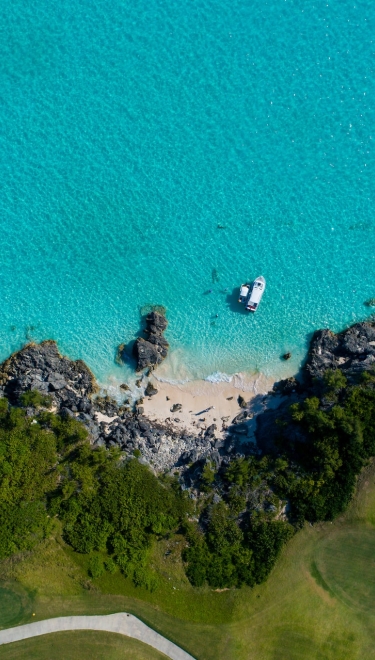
[{"x1": 141, "y1": 371, "x2": 276, "y2": 438}]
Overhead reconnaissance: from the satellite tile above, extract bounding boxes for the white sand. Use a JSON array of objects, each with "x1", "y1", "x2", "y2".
[{"x1": 142, "y1": 371, "x2": 275, "y2": 437}]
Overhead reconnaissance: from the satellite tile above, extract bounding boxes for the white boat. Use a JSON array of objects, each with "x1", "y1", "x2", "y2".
[
  {"x1": 245, "y1": 276, "x2": 266, "y2": 312},
  {"x1": 238, "y1": 283, "x2": 251, "y2": 304}
]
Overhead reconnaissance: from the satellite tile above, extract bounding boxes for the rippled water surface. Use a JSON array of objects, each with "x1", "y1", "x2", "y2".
[{"x1": 0, "y1": 0, "x2": 374, "y2": 382}]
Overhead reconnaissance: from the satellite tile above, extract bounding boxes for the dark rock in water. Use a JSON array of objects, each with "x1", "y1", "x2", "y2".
[
  {"x1": 306, "y1": 329, "x2": 340, "y2": 379},
  {"x1": 146, "y1": 311, "x2": 168, "y2": 335},
  {"x1": 238, "y1": 395, "x2": 247, "y2": 409},
  {"x1": 145, "y1": 381, "x2": 158, "y2": 396},
  {"x1": 120, "y1": 383, "x2": 130, "y2": 390},
  {"x1": 170, "y1": 403, "x2": 182, "y2": 413},
  {"x1": 133, "y1": 337, "x2": 168, "y2": 371},
  {"x1": 132, "y1": 311, "x2": 169, "y2": 372},
  {"x1": 282, "y1": 352, "x2": 291, "y2": 360}
]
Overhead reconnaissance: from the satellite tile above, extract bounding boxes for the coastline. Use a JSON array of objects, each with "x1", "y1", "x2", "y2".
[{"x1": 142, "y1": 371, "x2": 277, "y2": 438}]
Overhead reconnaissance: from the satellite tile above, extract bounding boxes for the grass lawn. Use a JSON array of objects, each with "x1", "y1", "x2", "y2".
[
  {"x1": 0, "y1": 631, "x2": 168, "y2": 660},
  {"x1": 2, "y1": 460, "x2": 375, "y2": 659}
]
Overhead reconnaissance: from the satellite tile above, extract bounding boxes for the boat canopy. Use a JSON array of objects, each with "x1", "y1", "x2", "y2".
[{"x1": 249, "y1": 282, "x2": 264, "y2": 304}]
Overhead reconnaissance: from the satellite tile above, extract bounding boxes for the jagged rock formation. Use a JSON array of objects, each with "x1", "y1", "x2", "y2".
[
  {"x1": 0, "y1": 340, "x2": 253, "y2": 478},
  {"x1": 1, "y1": 341, "x2": 97, "y2": 405},
  {"x1": 256, "y1": 320, "x2": 375, "y2": 453},
  {"x1": 133, "y1": 311, "x2": 169, "y2": 371},
  {"x1": 306, "y1": 321, "x2": 375, "y2": 381}
]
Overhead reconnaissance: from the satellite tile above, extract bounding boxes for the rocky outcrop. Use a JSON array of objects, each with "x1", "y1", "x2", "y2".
[
  {"x1": 0, "y1": 340, "x2": 254, "y2": 482},
  {"x1": 145, "y1": 381, "x2": 158, "y2": 397},
  {"x1": 1, "y1": 341, "x2": 97, "y2": 406},
  {"x1": 306, "y1": 322, "x2": 375, "y2": 381},
  {"x1": 133, "y1": 312, "x2": 169, "y2": 371},
  {"x1": 9, "y1": 320, "x2": 375, "y2": 487},
  {"x1": 256, "y1": 321, "x2": 375, "y2": 453}
]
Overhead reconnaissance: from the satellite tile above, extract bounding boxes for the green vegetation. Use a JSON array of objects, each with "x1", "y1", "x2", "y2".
[
  {"x1": 0, "y1": 400, "x2": 87, "y2": 560},
  {"x1": 0, "y1": 631, "x2": 167, "y2": 660},
  {"x1": 3, "y1": 460, "x2": 375, "y2": 659},
  {"x1": 273, "y1": 369, "x2": 375, "y2": 522},
  {"x1": 3, "y1": 366, "x2": 375, "y2": 657},
  {"x1": 0, "y1": 582, "x2": 32, "y2": 629},
  {"x1": 19, "y1": 391, "x2": 52, "y2": 409},
  {"x1": 0, "y1": 394, "x2": 295, "y2": 592},
  {"x1": 3, "y1": 367, "x2": 375, "y2": 595}
]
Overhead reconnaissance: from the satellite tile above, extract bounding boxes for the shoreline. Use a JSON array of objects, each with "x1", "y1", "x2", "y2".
[{"x1": 142, "y1": 371, "x2": 278, "y2": 439}]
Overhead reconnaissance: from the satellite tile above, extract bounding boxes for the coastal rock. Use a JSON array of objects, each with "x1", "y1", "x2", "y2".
[
  {"x1": 306, "y1": 322, "x2": 375, "y2": 381},
  {"x1": 145, "y1": 381, "x2": 158, "y2": 396},
  {"x1": 4, "y1": 319, "x2": 375, "y2": 491},
  {"x1": 232, "y1": 411, "x2": 248, "y2": 424},
  {"x1": 273, "y1": 377, "x2": 299, "y2": 396},
  {"x1": 132, "y1": 311, "x2": 169, "y2": 372},
  {"x1": 238, "y1": 395, "x2": 247, "y2": 409},
  {"x1": 205, "y1": 424, "x2": 217, "y2": 438},
  {"x1": 146, "y1": 311, "x2": 168, "y2": 335},
  {"x1": 2, "y1": 341, "x2": 97, "y2": 406}
]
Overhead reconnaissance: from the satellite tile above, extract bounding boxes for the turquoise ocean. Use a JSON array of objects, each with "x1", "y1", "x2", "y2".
[{"x1": 0, "y1": 0, "x2": 374, "y2": 386}]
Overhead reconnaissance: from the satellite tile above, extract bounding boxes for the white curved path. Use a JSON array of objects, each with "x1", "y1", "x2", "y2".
[{"x1": 0, "y1": 613, "x2": 196, "y2": 660}]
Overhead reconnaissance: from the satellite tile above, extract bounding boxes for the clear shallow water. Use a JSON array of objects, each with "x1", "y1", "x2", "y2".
[{"x1": 0, "y1": 0, "x2": 374, "y2": 384}]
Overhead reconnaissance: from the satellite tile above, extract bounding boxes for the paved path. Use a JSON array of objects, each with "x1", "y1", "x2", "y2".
[{"x1": 0, "y1": 613, "x2": 196, "y2": 660}]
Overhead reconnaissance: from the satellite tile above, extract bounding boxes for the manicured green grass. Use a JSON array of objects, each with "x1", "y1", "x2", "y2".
[
  {"x1": 0, "y1": 631, "x2": 168, "y2": 660},
  {"x1": 315, "y1": 526, "x2": 375, "y2": 612},
  {"x1": 3, "y1": 460, "x2": 375, "y2": 659},
  {"x1": 0, "y1": 582, "x2": 33, "y2": 629}
]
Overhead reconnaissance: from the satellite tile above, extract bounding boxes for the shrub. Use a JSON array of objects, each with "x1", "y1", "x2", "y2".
[
  {"x1": 104, "y1": 557, "x2": 117, "y2": 574},
  {"x1": 20, "y1": 390, "x2": 52, "y2": 409},
  {"x1": 88, "y1": 555, "x2": 104, "y2": 579}
]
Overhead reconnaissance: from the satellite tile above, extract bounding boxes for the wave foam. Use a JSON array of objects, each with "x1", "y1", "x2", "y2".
[
  {"x1": 154, "y1": 375, "x2": 190, "y2": 385},
  {"x1": 205, "y1": 371, "x2": 233, "y2": 383}
]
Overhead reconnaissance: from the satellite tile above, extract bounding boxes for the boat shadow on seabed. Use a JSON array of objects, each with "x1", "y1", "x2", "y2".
[{"x1": 225, "y1": 288, "x2": 249, "y2": 315}]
